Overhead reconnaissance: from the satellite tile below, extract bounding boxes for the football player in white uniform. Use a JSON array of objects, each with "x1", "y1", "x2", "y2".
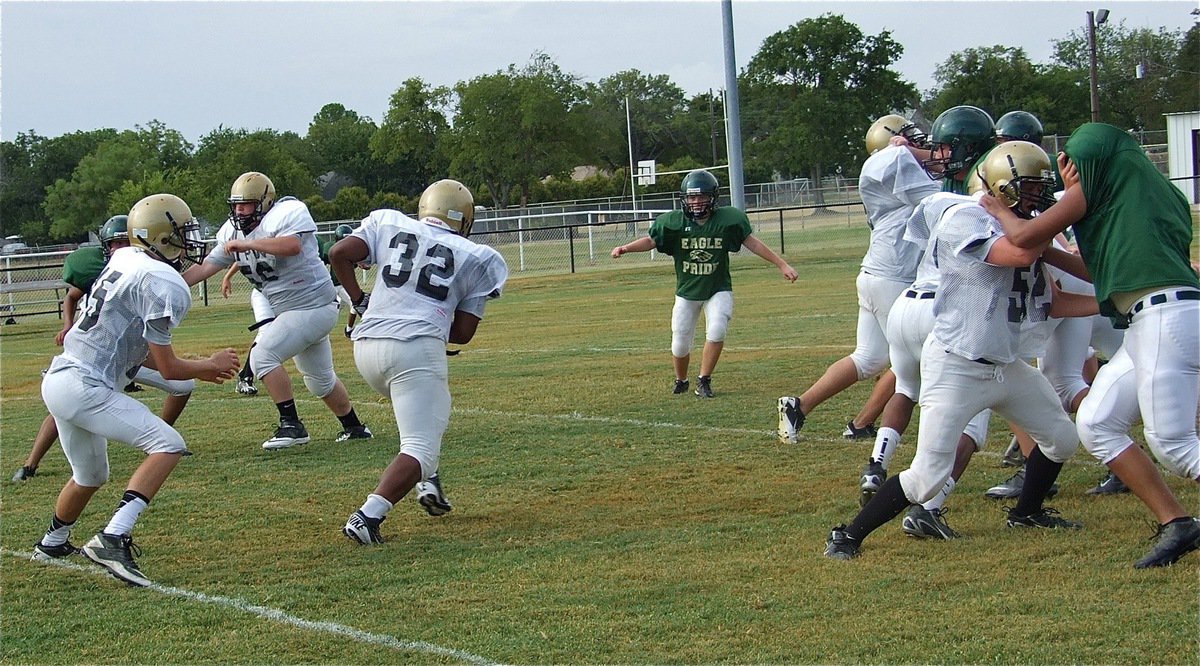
[
  {"x1": 185, "y1": 172, "x2": 371, "y2": 449},
  {"x1": 778, "y1": 116, "x2": 940, "y2": 443},
  {"x1": 334, "y1": 180, "x2": 508, "y2": 545},
  {"x1": 826, "y1": 143, "x2": 1083, "y2": 560},
  {"x1": 32, "y1": 194, "x2": 239, "y2": 586}
]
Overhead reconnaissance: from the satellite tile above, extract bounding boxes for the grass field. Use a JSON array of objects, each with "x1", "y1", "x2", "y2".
[{"x1": 1, "y1": 224, "x2": 1198, "y2": 665}]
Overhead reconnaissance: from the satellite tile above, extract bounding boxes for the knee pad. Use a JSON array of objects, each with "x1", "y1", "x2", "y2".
[
  {"x1": 704, "y1": 313, "x2": 730, "y2": 343},
  {"x1": 138, "y1": 425, "x2": 188, "y2": 455},
  {"x1": 898, "y1": 467, "x2": 951, "y2": 505},
  {"x1": 1050, "y1": 377, "x2": 1089, "y2": 413},
  {"x1": 250, "y1": 344, "x2": 282, "y2": 380},
  {"x1": 1076, "y1": 396, "x2": 1134, "y2": 464},
  {"x1": 400, "y1": 439, "x2": 441, "y2": 480},
  {"x1": 671, "y1": 332, "x2": 692, "y2": 358},
  {"x1": 1145, "y1": 431, "x2": 1200, "y2": 479},
  {"x1": 849, "y1": 351, "x2": 889, "y2": 380},
  {"x1": 73, "y1": 465, "x2": 110, "y2": 489},
  {"x1": 302, "y1": 371, "x2": 338, "y2": 399}
]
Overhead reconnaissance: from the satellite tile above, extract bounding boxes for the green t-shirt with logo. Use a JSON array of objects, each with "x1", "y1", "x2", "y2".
[
  {"x1": 62, "y1": 245, "x2": 107, "y2": 293},
  {"x1": 649, "y1": 207, "x2": 752, "y2": 301},
  {"x1": 1064, "y1": 122, "x2": 1198, "y2": 321}
]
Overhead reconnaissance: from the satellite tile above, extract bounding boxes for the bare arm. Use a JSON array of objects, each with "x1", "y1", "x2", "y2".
[
  {"x1": 611, "y1": 235, "x2": 656, "y2": 258},
  {"x1": 147, "y1": 342, "x2": 239, "y2": 383},
  {"x1": 55, "y1": 286, "x2": 86, "y2": 345},
  {"x1": 220, "y1": 263, "x2": 241, "y2": 298},
  {"x1": 741, "y1": 234, "x2": 798, "y2": 282},
  {"x1": 224, "y1": 235, "x2": 302, "y2": 257},
  {"x1": 183, "y1": 260, "x2": 226, "y2": 287},
  {"x1": 984, "y1": 236, "x2": 1047, "y2": 268},
  {"x1": 1041, "y1": 245, "x2": 1092, "y2": 284},
  {"x1": 448, "y1": 311, "x2": 482, "y2": 345},
  {"x1": 1048, "y1": 280, "x2": 1101, "y2": 319},
  {"x1": 329, "y1": 237, "x2": 369, "y2": 305}
]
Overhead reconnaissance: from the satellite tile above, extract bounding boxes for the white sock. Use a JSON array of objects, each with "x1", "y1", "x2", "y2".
[
  {"x1": 361, "y1": 493, "x2": 394, "y2": 520},
  {"x1": 41, "y1": 517, "x2": 75, "y2": 547},
  {"x1": 923, "y1": 477, "x2": 956, "y2": 512},
  {"x1": 104, "y1": 495, "x2": 148, "y2": 536},
  {"x1": 872, "y1": 427, "x2": 902, "y2": 469}
]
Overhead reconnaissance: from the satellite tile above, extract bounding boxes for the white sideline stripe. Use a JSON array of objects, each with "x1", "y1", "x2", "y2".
[{"x1": 3, "y1": 549, "x2": 499, "y2": 666}]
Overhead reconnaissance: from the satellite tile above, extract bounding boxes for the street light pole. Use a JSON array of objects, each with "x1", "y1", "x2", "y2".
[{"x1": 1087, "y1": 8, "x2": 1110, "y2": 123}]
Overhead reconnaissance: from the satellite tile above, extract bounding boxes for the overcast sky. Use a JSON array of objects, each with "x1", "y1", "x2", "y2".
[{"x1": 1, "y1": 0, "x2": 1196, "y2": 144}]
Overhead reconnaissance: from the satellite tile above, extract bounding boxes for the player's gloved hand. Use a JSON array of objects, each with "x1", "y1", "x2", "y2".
[
  {"x1": 352, "y1": 292, "x2": 370, "y2": 315},
  {"x1": 344, "y1": 326, "x2": 353, "y2": 339}
]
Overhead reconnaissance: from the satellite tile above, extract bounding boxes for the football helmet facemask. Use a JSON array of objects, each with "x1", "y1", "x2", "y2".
[
  {"x1": 995, "y1": 111, "x2": 1044, "y2": 144},
  {"x1": 418, "y1": 179, "x2": 475, "y2": 236},
  {"x1": 923, "y1": 105, "x2": 995, "y2": 179},
  {"x1": 128, "y1": 194, "x2": 206, "y2": 270},
  {"x1": 227, "y1": 172, "x2": 277, "y2": 234},
  {"x1": 979, "y1": 141, "x2": 1057, "y2": 218},
  {"x1": 865, "y1": 114, "x2": 928, "y2": 154},
  {"x1": 99, "y1": 215, "x2": 129, "y2": 260},
  {"x1": 680, "y1": 169, "x2": 719, "y2": 220}
]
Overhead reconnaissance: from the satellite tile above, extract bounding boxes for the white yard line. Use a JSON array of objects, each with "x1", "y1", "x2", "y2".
[{"x1": 3, "y1": 548, "x2": 500, "y2": 666}]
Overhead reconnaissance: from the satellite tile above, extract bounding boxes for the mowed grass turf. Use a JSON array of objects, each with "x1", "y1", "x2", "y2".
[{"x1": 1, "y1": 221, "x2": 1198, "y2": 664}]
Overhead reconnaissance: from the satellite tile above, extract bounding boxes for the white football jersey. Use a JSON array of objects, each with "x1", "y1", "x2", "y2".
[
  {"x1": 929, "y1": 203, "x2": 1051, "y2": 364},
  {"x1": 350, "y1": 210, "x2": 508, "y2": 342},
  {"x1": 50, "y1": 246, "x2": 191, "y2": 390},
  {"x1": 904, "y1": 192, "x2": 977, "y2": 292},
  {"x1": 858, "y1": 146, "x2": 941, "y2": 282},
  {"x1": 207, "y1": 197, "x2": 336, "y2": 312}
]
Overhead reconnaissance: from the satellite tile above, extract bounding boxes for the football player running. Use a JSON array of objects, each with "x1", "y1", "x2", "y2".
[
  {"x1": 778, "y1": 115, "x2": 939, "y2": 444},
  {"x1": 335, "y1": 180, "x2": 507, "y2": 545},
  {"x1": 184, "y1": 172, "x2": 372, "y2": 449},
  {"x1": 981, "y1": 122, "x2": 1200, "y2": 569},
  {"x1": 612, "y1": 169, "x2": 797, "y2": 398},
  {"x1": 13, "y1": 215, "x2": 196, "y2": 483},
  {"x1": 826, "y1": 142, "x2": 1083, "y2": 560},
  {"x1": 32, "y1": 194, "x2": 239, "y2": 586}
]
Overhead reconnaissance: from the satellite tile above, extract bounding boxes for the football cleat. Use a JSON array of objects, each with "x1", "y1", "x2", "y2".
[
  {"x1": 902, "y1": 505, "x2": 960, "y2": 540},
  {"x1": 859, "y1": 460, "x2": 886, "y2": 507},
  {"x1": 416, "y1": 474, "x2": 453, "y2": 517},
  {"x1": 1134, "y1": 518, "x2": 1200, "y2": 569},
  {"x1": 985, "y1": 468, "x2": 1058, "y2": 500},
  {"x1": 824, "y1": 525, "x2": 861, "y2": 560},
  {"x1": 235, "y1": 378, "x2": 258, "y2": 396},
  {"x1": 343, "y1": 510, "x2": 385, "y2": 545},
  {"x1": 1086, "y1": 471, "x2": 1130, "y2": 496},
  {"x1": 262, "y1": 420, "x2": 310, "y2": 450},
  {"x1": 1005, "y1": 506, "x2": 1082, "y2": 530},
  {"x1": 81, "y1": 532, "x2": 150, "y2": 587},
  {"x1": 777, "y1": 397, "x2": 804, "y2": 444},
  {"x1": 694, "y1": 375, "x2": 714, "y2": 398},
  {"x1": 672, "y1": 379, "x2": 690, "y2": 395},
  {"x1": 31, "y1": 540, "x2": 77, "y2": 562},
  {"x1": 335, "y1": 425, "x2": 373, "y2": 443},
  {"x1": 842, "y1": 421, "x2": 878, "y2": 440},
  {"x1": 1000, "y1": 435, "x2": 1025, "y2": 467}
]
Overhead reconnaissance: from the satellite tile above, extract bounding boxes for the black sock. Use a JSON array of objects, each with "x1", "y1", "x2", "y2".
[
  {"x1": 50, "y1": 514, "x2": 75, "y2": 531},
  {"x1": 1013, "y1": 447, "x2": 1063, "y2": 516},
  {"x1": 846, "y1": 475, "x2": 911, "y2": 542},
  {"x1": 337, "y1": 408, "x2": 362, "y2": 430},
  {"x1": 276, "y1": 399, "x2": 299, "y2": 422},
  {"x1": 240, "y1": 344, "x2": 255, "y2": 381}
]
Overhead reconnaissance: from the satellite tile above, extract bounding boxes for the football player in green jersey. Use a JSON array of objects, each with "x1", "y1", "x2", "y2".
[
  {"x1": 982, "y1": 122, "x2": 1200, "y2": 569},
  {"x1": 612, "y1": 170, "x2": 797, "y2": 397}
]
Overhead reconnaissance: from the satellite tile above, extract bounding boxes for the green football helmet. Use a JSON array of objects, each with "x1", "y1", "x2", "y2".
[
  {"x1": 334, "y1": 224, "x2": 354, "y2": 241},
  {"x1": 680, "y1": 170, "x2": 719, "y2": 220},
  {"x1": 995, "y1": 111, "x2": 1044, "y2": 144},
  {"x1": 923, "y1": 106, "x2": 995, "y2": 179},
  {"x1": 99, "y1": 215, "x2": 129, "y2": 259}
]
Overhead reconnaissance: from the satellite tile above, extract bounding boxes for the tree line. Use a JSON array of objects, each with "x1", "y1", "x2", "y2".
[{"x1": 2, "y1": 14, "x2": 1195, "y2": 246}]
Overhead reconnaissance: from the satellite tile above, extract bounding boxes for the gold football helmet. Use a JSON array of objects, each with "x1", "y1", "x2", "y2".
[
  {"x1": 865, "y1": 114, "x2": 928, "y2": 154},
  {"x1": 227, "y1": 171, "x2": 277, "y2": 233},
  {"x1": 979, "y1": 141, "x2": 1056, "y2": 216},
  {"x1": 128, "y1": 194, "x2": 206, "y2": 269},
  {"x1": 418, "y1": 179, "x2": 475, "y2": 236}
]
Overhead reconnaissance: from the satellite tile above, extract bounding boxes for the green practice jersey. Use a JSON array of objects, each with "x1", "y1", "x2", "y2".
[
  {"x1": 1064, "y1": 122, "x2": 1198, "y2": 322},
  {"x1": 318, "y1": 238, "x2": 340, "y2": 287},
  {"x1": 62, "y1": 245, "x2": 106, "y2": 293},
  {"x1": 649, "y1": 207, "x2": 752, "y2": 301}
]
